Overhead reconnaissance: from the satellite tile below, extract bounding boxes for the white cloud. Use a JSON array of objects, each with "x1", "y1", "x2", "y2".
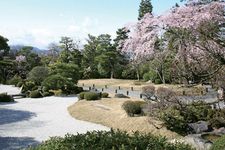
[{"x1": 0, "y1": 16, "x2": 120, "y2": 49}]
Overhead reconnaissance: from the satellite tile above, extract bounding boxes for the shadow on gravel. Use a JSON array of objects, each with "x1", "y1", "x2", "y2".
[
  {"x1": 0, "y1": 108, "x2": 36, "y2": 125},
  {"x1": 0, "y1": 136, "x2": 40, "y2": 150},
  {"x1": 0, "y1": 101, "x2": 18, "y2": 105}
]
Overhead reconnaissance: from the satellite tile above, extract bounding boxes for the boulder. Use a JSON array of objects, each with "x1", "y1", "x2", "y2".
[
  {"x1": 188, "y1": 121, "x2": 212, "y2": 134},
  {"x1": 184, "y1": 134, "x2": 212, "y2": 150}
]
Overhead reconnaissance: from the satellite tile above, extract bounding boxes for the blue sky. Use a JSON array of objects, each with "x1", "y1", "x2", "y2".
[{"x1": 0, "y1": 0, "x2": 183, "y2": 49}]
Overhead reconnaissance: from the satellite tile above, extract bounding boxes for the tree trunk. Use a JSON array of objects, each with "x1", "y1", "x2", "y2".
[
  {"x1": 110, "y1": 70, "x2": 114, "y2": 79},
  {"x1": 136, "y1": 68, "x2": 140, "y2": 81}
]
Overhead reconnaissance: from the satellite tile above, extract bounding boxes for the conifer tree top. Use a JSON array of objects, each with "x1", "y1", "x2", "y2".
[{"x1": 138, "y1": 0, "x2": 153, "y2": 20}]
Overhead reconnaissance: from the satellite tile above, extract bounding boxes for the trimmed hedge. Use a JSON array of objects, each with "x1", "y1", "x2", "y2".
[
  {"x1": 0, "y1": 93, "x2": 14, "y2": 102},
  {"x1": 84, "y1": 92, "x2": 100, "y2": 101},
  {"x1": 30, "y1": 90, "x2": 43, "y2": 98},
  {"x1": 28, "y1": 130, "x2": 194, "y2": 150},
  {"x1": 122, "y1": 101, "x2": 147, "y2": 117},
  {"x1": 101, "y1": 92, "x2": 109, "y2": 98},
  {"x1": 79, "y1": 92, "x2": 87, "y2": 100}
]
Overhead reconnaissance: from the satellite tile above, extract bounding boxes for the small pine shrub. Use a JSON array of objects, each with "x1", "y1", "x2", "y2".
[
  {"x1": 84, "y1": 92, "x2": 100, "y2": 101},
  {"x1": 30, "y1": 90, "x2": 43, "y2": 98},
  {"x1": 0, "y1": 93, "x2": 14, "y2": 102},
  {"x1": 122, "y1": 101, "x2": 147, "y2": 117},
  {"x1": 211, "y1": 135, "x2": 225, "y2": 150},
  {"x1": 101, "y1": 92, "x2": 109, "y2": 98}
]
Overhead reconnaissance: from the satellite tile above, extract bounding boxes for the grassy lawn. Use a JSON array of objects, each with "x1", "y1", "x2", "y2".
[
  {"x1": 68, "y1": 95, "x2": 180, "y2": 139},
  {"x1": 78, "y1": 79, "x2": 206, "y2": 96}
]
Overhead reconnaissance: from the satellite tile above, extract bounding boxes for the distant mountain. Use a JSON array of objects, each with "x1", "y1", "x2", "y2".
[{"x1": 10, "y1": 45, "x2": 49, "y2": 55}]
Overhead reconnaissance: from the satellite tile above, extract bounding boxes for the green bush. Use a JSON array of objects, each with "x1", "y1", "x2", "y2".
[
  {"x1": 28, "y1": 66, "x2": 49, "y2": 85},
  {"x1": 29, "y1": 130, "x2": 193, "y2": 150},
  {"x1": 159, "y1": 102, "x2": 220, "y2": 135},
  {"x1": 160, "y1": 107, "x2": 190, "y2": 135},
  {"x1": 79, "y1": 92, "x2": 87, "y2": 100},
  {"x1": 101, "y1": 92, "x2": 109, "y2": 98},
  {"x1": 0, "y1": 93, "x2": 14, "y2": 102},
  {"x1": 154, "y1": 79, "x2": 162, "y2": 84},
  {"x1": 211, "y1": 135, "x2": 225, "y2": 150},
  {"x1": 42, "y1": 74, "x2": 70, "y2": 92},
  {"x1": 143, "y1": 70, "x2": 158, "y2": 82},
  {"x1": 84, "y1": 92, "x2": 100, "y2": 101},
  {"x1": 122, "y1": 101, "x2": 147, "y2": 117},
  {"x1": 30, "y1": 90, "x2": 42, "y2": 98},
  {"x1": 7, "y1": 75, "x2": 22, "y2": 86}
]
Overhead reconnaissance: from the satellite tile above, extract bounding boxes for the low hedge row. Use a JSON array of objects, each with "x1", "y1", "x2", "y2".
[
  {"x1": 28, "y1": 130, "x2": 194, "y2": 150},
  {"x1": 79, "y1": 92, "x2": 109, "y2": 101}
]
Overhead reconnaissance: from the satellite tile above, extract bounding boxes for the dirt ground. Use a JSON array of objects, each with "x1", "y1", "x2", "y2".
[
  {"x1": 68, "y1": 96, "x2": 180, "y2": 139},
  {"x1": 78, "y1": 79, "x2": 206, "y2": 96}
]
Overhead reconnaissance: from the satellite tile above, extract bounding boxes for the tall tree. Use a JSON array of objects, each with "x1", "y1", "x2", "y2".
[
  {"x1": 114, "y1": 27, "x2": 130, "y2": 51},
  {"x1": 59, "y1": 37, "x2": 81, "y2": 65},
  {"x1": 138, "y1": 0, "x2": 153, "y2": 20}
]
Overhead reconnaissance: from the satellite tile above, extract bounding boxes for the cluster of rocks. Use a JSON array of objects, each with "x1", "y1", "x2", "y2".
[{"x1": 185, "y1": 121, "x2": 225, "y2": 150}]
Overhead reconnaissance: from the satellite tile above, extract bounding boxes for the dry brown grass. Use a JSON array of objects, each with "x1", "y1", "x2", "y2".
[
  {"x1": 68, "y1": 96, "x2": 180, "y2": 139},
  {"x1": 78, "y1": 79, "x2": 206, "y2": 96}
]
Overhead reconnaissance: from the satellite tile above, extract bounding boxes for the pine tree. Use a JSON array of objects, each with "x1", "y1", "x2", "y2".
[{"x1": 138, "y1": 0, "x2": 153, "y2": 20}]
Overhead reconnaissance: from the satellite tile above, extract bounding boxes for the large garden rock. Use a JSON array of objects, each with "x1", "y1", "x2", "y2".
[
  {"x1": 188, "y1": 121, "x2": 212, "y2": 134},
  {"x1": 184, "y1": 134, "x2": 212, "y2": 150}
]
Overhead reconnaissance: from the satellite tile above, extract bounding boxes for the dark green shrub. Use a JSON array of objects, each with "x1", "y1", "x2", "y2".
[
  {"x1": 122, "y1": 101, "x2": 147, "y2": 117},
  {"x1": 30, "y1": 90, "x2": 42, "y2": 98},
  {"x1": 211, "y1": 135, "x2": 225, "y2": 150},
  {"x1": 29, "y1": 130, "x2": 193, "y2": 150},
  {"x1": 79, "y1": 92, "x2": 87, "y2": 100},
  {"x1": 160, "y1": 107, "x2": 190, "y2": 135},
  {"x1": 77, "y1": 87, "x2": 84, "y2": 94},
  {"x1": 28, "y1": 66, "x2": 49, "y2": 85},
  {"x1": 209, "y1": 109, "x2": 225, "y2": 128},
  {"x1": 154, "y1": 79, "x2": 162, "y2": 84},
  {"x1": 160, "y1": 102, "x2": 217, "y2": 135},
  {"x1": 84, "y1": 92, "x2": 100, "y2": 101},
  {"x1": 42, "y1": 74, "x2": 69, "y2": 91},
  {"x1": 0, "y1": 93, "x2": 14, "y2": 102},
  {"x1": 101, "y1": 92, "x2": 109, "y2": 98}
]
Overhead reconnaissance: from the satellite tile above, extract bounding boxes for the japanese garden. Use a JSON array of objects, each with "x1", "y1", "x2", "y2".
[{"x1": 0, "y1": 0, "x2": 224, "y2": 150}]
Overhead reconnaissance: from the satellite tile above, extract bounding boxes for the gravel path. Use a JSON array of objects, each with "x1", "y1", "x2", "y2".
[{"x1": 0, "y1": 85, "x2": 109, "y2": 150}]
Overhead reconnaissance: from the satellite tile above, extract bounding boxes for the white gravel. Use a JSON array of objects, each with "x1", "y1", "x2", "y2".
[{"x1": 0, "y1": 85, "x2": 109, "y2": 149}]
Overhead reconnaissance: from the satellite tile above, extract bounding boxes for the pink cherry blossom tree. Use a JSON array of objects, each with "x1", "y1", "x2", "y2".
[{"x1": 121, "y1": 1, "x2": 224, "y2": 83}]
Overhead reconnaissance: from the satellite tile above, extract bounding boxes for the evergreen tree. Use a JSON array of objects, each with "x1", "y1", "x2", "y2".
[
  {"x1": 138, "y1": 0, "x2": 153, "y2": 20},
  {"x1": 113, "y1": 27, "x2": 130, "y2": 51}
]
